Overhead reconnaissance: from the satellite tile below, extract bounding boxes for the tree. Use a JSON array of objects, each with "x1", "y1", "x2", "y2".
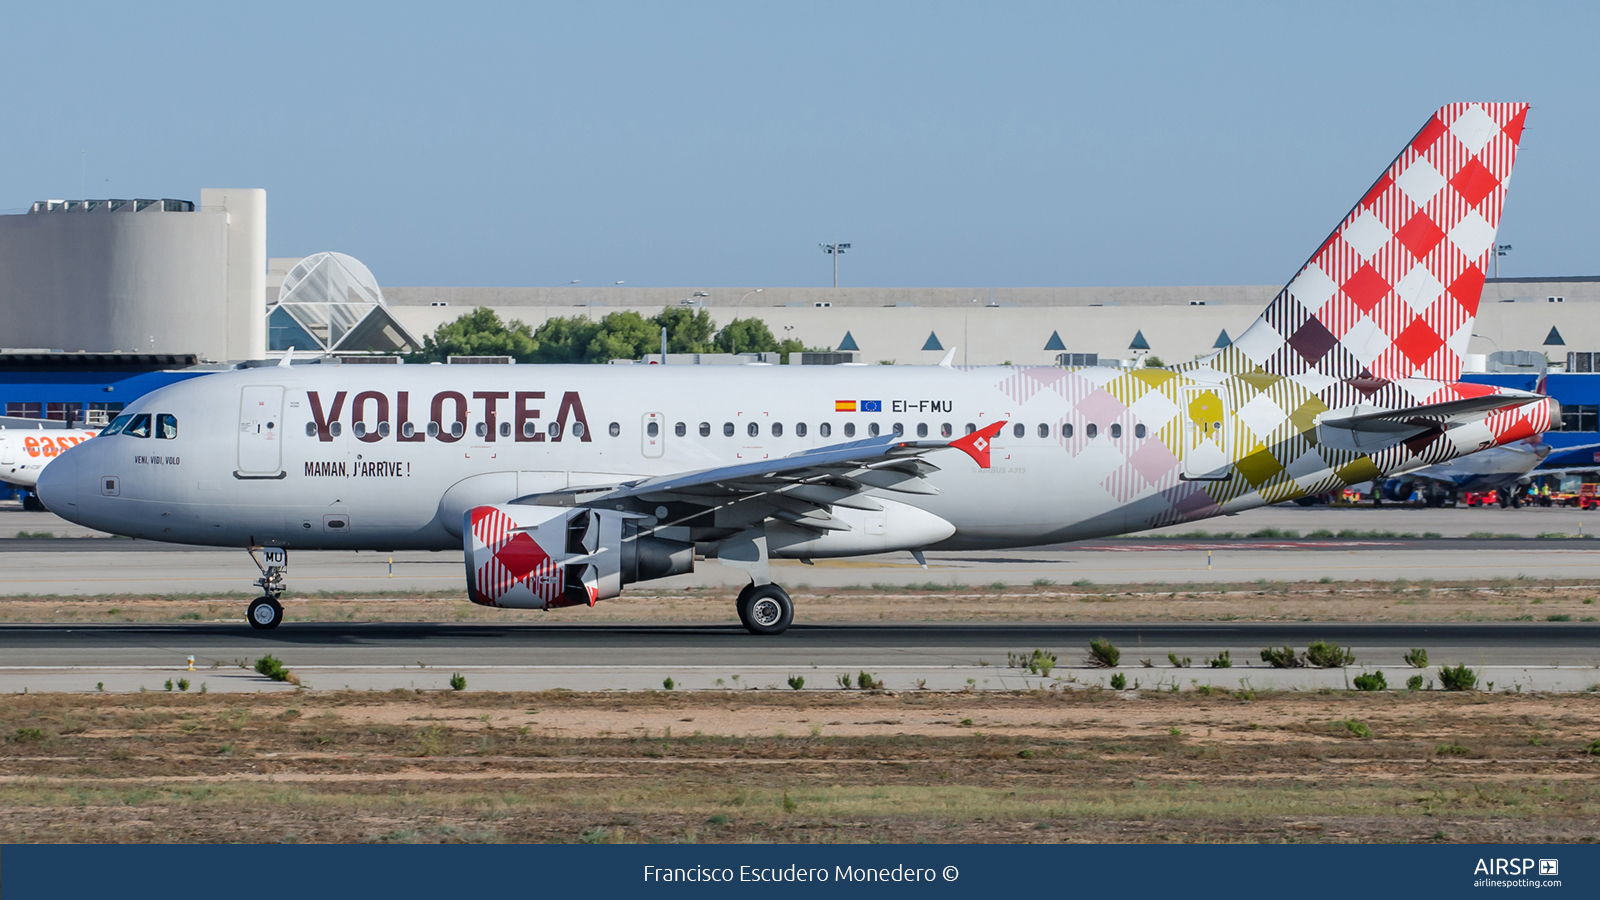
[
  {"x1": 653, "y1": 308, "x2": 717, "y2": 354},
  {"x1": 714, "y1": 318, "x2": 780, "y2": 354},
  {"x1": 407, "y1": 308, "x2": 537, "y2": 363}
]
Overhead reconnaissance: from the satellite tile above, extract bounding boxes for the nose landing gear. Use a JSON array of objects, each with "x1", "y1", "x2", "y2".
[{"x1": 247, "y1": 547, "x2": 288, "y2": 630}]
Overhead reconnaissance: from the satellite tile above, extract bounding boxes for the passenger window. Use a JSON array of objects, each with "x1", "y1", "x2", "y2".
[
  {"x1": 647, "y1": 421, "x2": 659, "y2": 437},
  {"x1": 475, "y1": 422, "x2": 488, "y2": 438},
  {"x1": 1012, "y1": 423, "x2": 1025, "y2": 439},
  {"x1": 772, "y1": 422, "x2": 783, "y2": 437},
  {"x1": 1086, "y1": 423, "x2": 1098, "y2": 438},
  {"x1": 1110, "y1": 423, "x2": 1122, "y2": 438},
  {"x1": 724, "y1": 422, "x2": 735, "y2": 437},
  {"x1": 547, "y1": 422, "x2": 561, "y2": 439},
  {"x1": 427, "y1": 422, "x2": 440, "y2": 438},
  {"x1": 1064, "y1": 423, "x2": 1074, "y2": 438},
  {"x1": 497, "y1": 421, "x2": 508, "y2": 438},
  {"x1": 965, "y1": 423, "x2": 976, "y2": 434},
  {"x1": 154, "y1": 414, "x2": 178, "y2": 439},
  {"x1": 355, "y1": 422, "x2": 368, "y2": 438},
  {"x1": 747, "y1": 422, "x2": 759, "y2": 437},
  {"x1": 103, "y1": 414, "x2": 133, "y2": 436},
  {"x1": 1037, "y1": 423, "x2": 1048, "y2": 438},
  {"x1": 699, "y1": 422, "x2": 711, "y2": 437},
  {"x1": 675, "y1": 422, "x2": 686, "y2": 437},
  {"x1": 1135, "y1": 423, "x2": 1146, "y2": 439},
  {"x1": 796, "y1": 422, "x2": 807, "y2": 437},
  {"x1": 305, "y1": 422, "x2": 316, "y2": 437},
  {"x1": 820, "y1": 423, "x2": 831, "y2": 438},
  {"x1": 844, "y1": 423, "x2": 855, "y2": 438},
  {"x1": 868, "y1": 423, "x2": 880, "y2": 437},
  {"x1": 893, "y1": 423, "x2": 904, "y2": 435},
  {"x1": 916, "y1": 423, "x2": 928, "y2": 438},
  {"x1": 402, "y1": 422, "x2": 416, "y2": 438},
  {"x1": 609, "y1": 422, "x2": 620, "y2": 437},
  {"x1": 571, "y1": 422, "x2": 585, "y2": 438},
  {"x1": 941, "y1": 423, "x2": 952, "y2": 438},
  {"x1": 124, "y1": 414, "x2": 151, "y2": 438},
  {"x1": 331, "y1": 422, "x2": 343, "y2": 437}
]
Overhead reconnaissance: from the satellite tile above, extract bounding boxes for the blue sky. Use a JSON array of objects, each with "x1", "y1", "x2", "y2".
[{"x1": 2, "y1": 2, "x2": 1594, "y2": 289}]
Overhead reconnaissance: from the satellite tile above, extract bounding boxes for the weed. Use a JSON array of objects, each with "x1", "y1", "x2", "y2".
[
  {"x1": 1032, "y1": 578, "x2": 1055, "y2": 587},
  {"x1": 1087, "y1": 637, "x2": 1120, "y2": 668},
  {"x1": 837, "y1": 674, "x2": 853, "y2": 690},
  {"x1": 856, "y1": 671, "x2": 883, "y2": 691},
  {"x1": 1260, "y1": 646, "x2": 1303, "y2": 668},
  {"x1": 449, "y1": 673, "x2": 467, "y2": 692},
  {"x1": 1339, "y1": 719, "x2": 1372, "y2": 738},
  {"x1": 707, "y1": 814, "x2": 729, "y2": 826},
  {"x1": 959, "y1": 718, "x2": 973, "y2": 727},
  {"x1": 1403, "y1": 648, "x2": 1429, "y2": 668},
  {"x1": 1406, "y1": 674, "x2": 1425, "y2": 692},
  {"x1": 1072, "y1": 578, "x2": 1095, "y2": 588},
  {"x1": 1438, "y1": 664, "x2": 1478, "y2": 692},
  {"x1": 13, "y1": 727, "x2": 44, "y2": 742},
  {"x1": 164, "y1": 679, "x2": 173, "y2": 692},
  {"x1": 1318, "y1": 575, "x2": 1334, "y2": 582},
  {"x1": 785, "y1": 674, "x2": 805, "y2": 690},
  {"x1": 1547, "y1": 614, "x2": 1572, "y2": 622},
  {"x1": 1353, "y1": 671, "x2": 1387, "y2": 692},
  {"x1": 1008, "y1": 649, "x2": 1057, "y2": 676},
  {"x1": 1206, "y1": 650, "x2": 1232, "y2": 668},
  {"x1": 1305, "y1": 640, "x2": 1355, "y2": 668},
  {"x1": 1168, "y1": 727, "x2": 1181, "y2": 737},
  {"x1": 254, "y1": 655, "x2": 293, "y2": 683},
  {"x1": 177, "y1": 678, "x2": 190, "y2": 692},
  {"x1": 1017, "y1": 748, "x2": 1035, "y2": 759},
  {"x1": 1167, "y1": 652, "x2": 1191, "y2": 668},
  {"x1": 662, "y1": 677, "x2": 674, "y2": 691},
  {"x1": 95, "y1": 682, "x2": 103, "y2": 692},
  {"x1": 1435, "y1": 742, "x2": 1469, "y2": 756},
  {"x1": 1584, "y1": 739, "x2": 1600, "y2": 756},
  {"x1": 1110, "y1": 673, "x2": 1127, "y2": 690},
  {"x1": 178, "y1": 611, "x2": 203, "y2": 620},
  {"x1": 781, "y1": 792, "x2": 798, "y2": 812}
]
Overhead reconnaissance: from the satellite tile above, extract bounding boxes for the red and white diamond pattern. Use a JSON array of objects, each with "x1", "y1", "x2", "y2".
[
  {"x1": 468, "y1": 506, "x2": 563, "y2": 607},
  {"x1": 1233, "y1": 102, "x2": 1528, "y2": 383}
]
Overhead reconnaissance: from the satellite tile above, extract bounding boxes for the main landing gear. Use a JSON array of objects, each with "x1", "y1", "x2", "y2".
[
  {"x1": 736, "y1": 582, "x2": 794, "y2": 635},
  {"x1": 247, "y1": 547, "x2": 288, "y2": 631}
]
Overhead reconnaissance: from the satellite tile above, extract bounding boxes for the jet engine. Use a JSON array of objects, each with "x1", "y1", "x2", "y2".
[{"x1": 463, "y1": 504, "x2": 692, "y2": 609}]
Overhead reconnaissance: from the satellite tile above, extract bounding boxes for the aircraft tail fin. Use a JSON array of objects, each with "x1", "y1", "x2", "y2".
[{"x1": 1223, "y1": 103, "x2": 1529, "y2": 382}]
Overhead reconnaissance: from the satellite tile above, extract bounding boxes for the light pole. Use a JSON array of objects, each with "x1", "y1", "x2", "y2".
[
  {"x1": 1494, "y1": 244, "x2": 1512, "y2": 278},
  {"x1": 819, "y1": 243, "x2": 851, "y2": 288},
  {"x1": 730, "y1": 289, "x2": 763, "y2": 354}
]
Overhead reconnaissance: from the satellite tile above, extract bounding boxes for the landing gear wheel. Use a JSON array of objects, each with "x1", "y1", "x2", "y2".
[
  {"x1": 21, "y1": 493, "x2": 46, "y2": 512},
  {"x1": 735, "y1": 583, "x2": 756, "y2": 623},
  {"x1": 737, "y1": 584, "x2": 793, "y2": 635},
  {"x1": 247, "y1": 597, "x2": 284, "y2": 630}
]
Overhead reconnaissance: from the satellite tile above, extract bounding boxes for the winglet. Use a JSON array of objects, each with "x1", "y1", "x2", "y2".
[
  {"x1": 938, "y1": 347, "x2": 957, "y2": 368},
  {"x1": 949, "y1": 421, "x2": 1006, "y2": 469},
  {"x1": 278, "y1": 347, "x2": 294, "y2": 368}
]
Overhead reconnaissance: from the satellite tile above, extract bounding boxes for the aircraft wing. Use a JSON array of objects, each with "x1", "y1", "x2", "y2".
[
  {"x1": 517, "y1": 422, "x2": 1007, "y2": 532},
  {"x1": 1319, "y1": 392, "x2": 1540, "y2": 433}
]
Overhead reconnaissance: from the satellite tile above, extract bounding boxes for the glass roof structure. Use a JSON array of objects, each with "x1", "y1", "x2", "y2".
[{"x1": 267, "y1": 252, "x2": 418, "y2": 354}]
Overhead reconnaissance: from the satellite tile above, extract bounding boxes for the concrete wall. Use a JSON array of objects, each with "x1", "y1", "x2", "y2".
[
  {"x1": 0, "y1": 208, "x2": 229, "y2": 359},
  {"x1": 202, "y1": 188, "x2": 267, "y2": 361}
]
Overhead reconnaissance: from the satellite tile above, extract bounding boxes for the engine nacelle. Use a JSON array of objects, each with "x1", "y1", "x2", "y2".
[{"x1": 464, "y1": 504, "x2": 693, "y2": 609}]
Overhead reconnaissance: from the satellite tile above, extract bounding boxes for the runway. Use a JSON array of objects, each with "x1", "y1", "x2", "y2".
[{"x1": 2, "y1": 621, "x2": 1595, "y2": 693}]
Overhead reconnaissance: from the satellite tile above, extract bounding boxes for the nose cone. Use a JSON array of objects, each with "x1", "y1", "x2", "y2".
[{"x1": 35, "y1": 448, "x2": 79, "y2": 517}]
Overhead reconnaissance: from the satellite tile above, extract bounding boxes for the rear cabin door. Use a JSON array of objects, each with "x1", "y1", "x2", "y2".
[
  {"x1": 1180, "y1": 385, "x2": 1232, "y2": 481},
  {"x1": 641, "y1": 412, "x2": 665, "y2": 458},
  {"x1": 237, "y1": 385, "x2": 286, "y2": 477}
]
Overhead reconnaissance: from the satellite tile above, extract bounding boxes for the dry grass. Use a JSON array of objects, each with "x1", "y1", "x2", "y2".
[
  {"x1": 1, "y1": 577, "x2": 1597, "y2": 625},
  {"x1": 1, "y1": 689, "x2": 1596, "y2": 844}
]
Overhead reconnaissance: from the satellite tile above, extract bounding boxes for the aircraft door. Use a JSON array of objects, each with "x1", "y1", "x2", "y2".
[
  {"x1": 0, "y1": 438, "x2": 12, "y2": 465},
  {"x1": 642, "y1": 412, "x2": 665, "y2": 458},
  {"x1": 1180, "y1": 386, "x2": 1232, "y2": 481},
  {"x1": 237, "y1": 385, "x2": 286, "y2": 478}
]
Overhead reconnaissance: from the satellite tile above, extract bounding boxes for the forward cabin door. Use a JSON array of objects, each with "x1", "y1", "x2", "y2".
[
  {"x1": 237, "y1": 385, "x2": 286, "y2": 478},
  {"x1": 641, "y1": 412, "x2": 665, "y2": 458},
  {"x1": 1180, "y1": 385, "x2": 1232, "y2": 481}
]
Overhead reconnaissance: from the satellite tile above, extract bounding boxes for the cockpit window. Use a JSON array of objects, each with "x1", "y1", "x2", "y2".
[
  {"x1": 102, "y1": 414, "x2": 134, "y2": 436},
  {"x1": 123, "y1": 414, "x2": 152, "y2": 438},
  {"x1": 155, "y1": 414, "x2": 178, "y2": 439}
]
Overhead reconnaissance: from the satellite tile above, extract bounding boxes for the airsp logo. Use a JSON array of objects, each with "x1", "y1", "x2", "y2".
[{"x1": 1473, "y1": 858, "x2": 1549, "y2": 876}]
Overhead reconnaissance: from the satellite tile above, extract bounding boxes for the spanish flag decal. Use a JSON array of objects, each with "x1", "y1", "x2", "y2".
[{"x1": 835, "y1": 400, "x2": 857, "y2": 412}]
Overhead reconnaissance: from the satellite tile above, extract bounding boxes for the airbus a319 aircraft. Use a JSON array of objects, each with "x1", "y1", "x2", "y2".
[{"x1": 40, "y1": 103, "x2": 1552, "y2": 634}]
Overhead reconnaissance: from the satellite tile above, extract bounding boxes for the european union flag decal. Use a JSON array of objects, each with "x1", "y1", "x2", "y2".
[{"x1": 860, "y1": 400, "x2": 882, "y2": 412}]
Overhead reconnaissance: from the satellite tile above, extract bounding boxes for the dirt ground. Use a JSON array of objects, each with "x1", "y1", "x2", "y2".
[
  {"x1": 1, "y1": 689, "x2": 1596, "y2": 844},
  {"x1": 2, "y1": 577, "x2": 1597, "y2": 625}
]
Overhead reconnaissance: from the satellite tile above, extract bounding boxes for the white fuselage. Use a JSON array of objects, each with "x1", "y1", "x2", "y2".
[
  {"x1": 0, "y1": 426, "x2": 101, "y2": 489},
  {"x1": 39, "y1": 363, "x2": 1256, "y2": 550}
]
